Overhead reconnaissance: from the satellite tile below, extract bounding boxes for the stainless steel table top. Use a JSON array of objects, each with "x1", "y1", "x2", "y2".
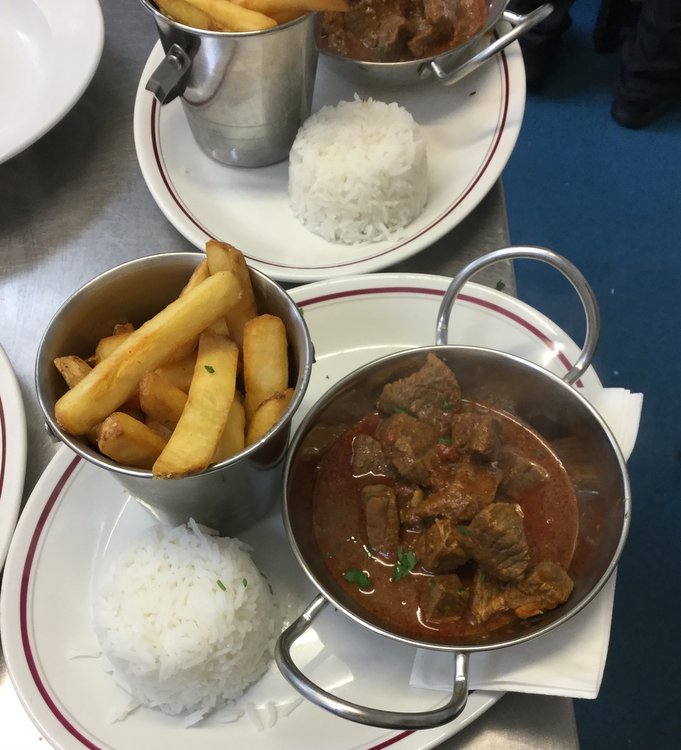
[{"x1": 0, "y1": 1, "x2": 578, "y2": 748}]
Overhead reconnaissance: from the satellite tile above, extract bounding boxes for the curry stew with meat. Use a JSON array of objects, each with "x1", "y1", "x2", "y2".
[
  {"x1": 307, "y1": 353, "x2": 578, "y2": 643},
  {"x1": 319, "y1": 0, "x2": 489, "y2": 63}
]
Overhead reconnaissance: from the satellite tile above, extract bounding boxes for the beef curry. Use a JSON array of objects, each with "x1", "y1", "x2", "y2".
[
  {"x1": 310, "y1": 353, "x2": 578, "y2": 643},
  {"x1": 319, "y1": 0, "x2": 489, "y2": 63}
]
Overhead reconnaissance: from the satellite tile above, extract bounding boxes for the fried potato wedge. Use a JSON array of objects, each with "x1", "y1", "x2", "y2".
[
  {"x1": 154, "y1": 353, "x2": 197, "y2": 392},
  {"x1": 245, "y1": 388, "x2": 293, "y2": 445},
  {"x1": 54, "y1": 355, "x2": 92, "y2": 389},
  {"x1": 55, "y1": 270, "x2": 242, "y2": 435},
  {"x1": 98, "y1": 412, "x2": 168, "y2": 469},
  {"x1": 243, "y1": 313, "x2": 289, "y2": 419},
  {"x1": 185, "y1": 0, "x2": 277, "y2": 31},
  {"x1": 139, "y1": 371, "x2": 188, "y2": 428},
  {"x1": 205, "y1": 240, "x2": 258, "y2": 347},
  {"x1": 234, "y1": 0, "x2": 347, "y2": 14},
  {"x1": 94, "y1": 331, "x2": 133, "y2": 364},
  {"x1": 157, "y1": 0, "x2": 227, "y2": 30},
  {"x1": 213, "y1": 395, "x2": 246, "y2": 462},
  {"x1": 153, "y1": 332, "x2": 239, "y2": 478}
]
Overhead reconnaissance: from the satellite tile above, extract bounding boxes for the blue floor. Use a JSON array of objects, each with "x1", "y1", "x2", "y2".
[{"x1": 501, "y1": 1, "x2": 681, "y2": 746}]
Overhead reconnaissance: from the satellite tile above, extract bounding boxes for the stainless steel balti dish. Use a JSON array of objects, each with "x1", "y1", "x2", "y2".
[{"x1": 276, "y1": 247, "x2": 630, "y2": 729}]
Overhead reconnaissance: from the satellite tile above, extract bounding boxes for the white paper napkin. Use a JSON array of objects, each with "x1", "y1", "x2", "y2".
[{"x1": 410, "y1": 387, "x2": 643, "y2": 700}]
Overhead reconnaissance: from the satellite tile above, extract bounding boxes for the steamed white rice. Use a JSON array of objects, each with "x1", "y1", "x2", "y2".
[
  {"x1": 288, "y1": 97, "x2": 428, "y2": 244},
  {"x1": 94, "y1": 519, "x2": 279, "y2": 717}
]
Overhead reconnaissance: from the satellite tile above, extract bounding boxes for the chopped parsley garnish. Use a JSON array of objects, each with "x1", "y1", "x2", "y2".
[
  {"x1": 442, "y1": 399, "x2": 451, "y2": 410},
  {"x1": 457, "y1": 525, "x2": 470, "y2": 536},
  {"x1": 392, "y1": 547, "x2": 417, "y2": 582},
  {"x1": 343, "y1": 568, "x2": 371, "y2": 590},
  {"x1": 204, "y1": 365, "x2": 215, "y2": 374},
  {"x1": 495, "y1": 280, "x2": 506, "y2": 291},
  {"x1": 393, "y1": 406, "x2": 410, "y2": 415},
  {"x1": 438, "y1": 436, "x2": 452, "y2": 445},
  {"x1": 242, "y1": 578, "x2": 248, "y2": 587},
  {"x1": 216, "y1": 579, "x2": 226, "y2": 591}
]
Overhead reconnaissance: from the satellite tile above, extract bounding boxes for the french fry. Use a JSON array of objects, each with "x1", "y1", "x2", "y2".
[
  {"x1": 145, "y1": 417, "x2": 174, "y2": 441},
  {"x1": 153, "y1": 333, "x2": 239, "y2": 478},
  {"x1": 213, "y1": 395, "x2": 246, "y2": 462},
  {"x1": 243, "y1": 313, "x2": 289, "y2": 419},
  {"x1": 94, "y1": 331, "x2": 133, "y2": 364},
  {"x1": 205, "y1": 240, "x2": 258, "y2": 347},
  {"x1": 157, "y1": 0, "x2": 227, "y2": 30},
  {"x1": 154, "y1": 353, "x2": 197, "y2": 392},
  {"x1": 98, "y1": 412, "x2": 168, "y2": 469},
  {"x1": 234, "y1": 0, "x2": 347, "y2": 14},
  {"x1": 245, "y1": 388, "x2": 293, "y2": 445},
  {"x1": 54, "y1": 355, "x2": 92, "y2": 389},
  {"x1": 55, "y1": 270, "x2": 242, "y2": 435},
  {"x1": 184, "y1": 0, "x2": 277, "y2": 31},
  {"x1": 268, "y1": 9, "x2": 305, "y2": 23},
  {"x1": 139, "y1": 372, "x2": 188, "y2": 428},
  {"x1": 181, "y1": 258, "x2": 211, "y2": 295},
  {"x1": 112, "y1": 322, "x2": 135, "y2": 335}
]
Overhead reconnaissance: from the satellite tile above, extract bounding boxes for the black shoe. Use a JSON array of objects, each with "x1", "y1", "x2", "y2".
[{"x1": 611, "y1": 88, "x2": 680, "y2": 128}]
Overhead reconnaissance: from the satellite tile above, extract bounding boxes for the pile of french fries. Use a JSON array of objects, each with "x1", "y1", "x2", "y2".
[
  {"x1": 53, "y1": 242, "x2": 293, "y2": 479},
  {"x1": 156, "y1": 0, "x2": 348, "y2": 33}
]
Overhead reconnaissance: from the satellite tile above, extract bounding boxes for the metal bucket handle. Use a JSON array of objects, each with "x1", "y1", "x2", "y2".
[
  {"x1": 435, "y1": 246, "x2": 601, "y2": 385},
  {"x1": 275, "y1": 594, "x2": 470, "y2": 729},
  {"x1": 145, "y1": 43, "x2": 193, "y2": 104},
  {"x1": 425, "y1": 3, "x2": 554, "y2": 86}
]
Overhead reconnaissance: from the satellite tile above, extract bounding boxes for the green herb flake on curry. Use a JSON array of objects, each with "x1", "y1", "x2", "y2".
[{"x1": 308, "y1": 353, "x2": 577, "y2": 644}]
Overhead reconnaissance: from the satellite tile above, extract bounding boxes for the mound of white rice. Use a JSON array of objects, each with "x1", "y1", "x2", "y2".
[
  {"x1": 288, "y1": 97, "x2": 428, "y2": 244},
  {"x1": 94, "y1": 519, "x2": 279, "y2": 717}
]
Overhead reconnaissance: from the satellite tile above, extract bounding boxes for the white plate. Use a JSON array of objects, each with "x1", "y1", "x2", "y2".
[
  {"x1": 0, "y1": 344, "x2": 26, "y2": 570},
  {"x1": 0, "y1": 0, "x2": 104, "y2": 164},
  {"x1": 134, "y1": 41, "x2": 525, "y2": 283},
  {"x1": 0, "y1": 276, "x2": 601, "y2": 750}
]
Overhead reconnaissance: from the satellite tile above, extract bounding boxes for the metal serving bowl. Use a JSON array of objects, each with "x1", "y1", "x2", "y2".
[
  {"x1": 317, "y1": 0, "x2": 554, "y2": 86},
  {"x1": 276, "y1": 247, "x2": 630, "y2": 729},
  {"x1": 36, "y1": 251, "x2": 313, "y2": 536}
]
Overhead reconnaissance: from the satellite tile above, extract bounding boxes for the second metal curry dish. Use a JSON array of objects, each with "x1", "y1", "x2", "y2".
[
  {"x1": 316, "y1": 0, "x2": 555, "y2": 86},
  {"x1": 276, "y1": 247, "x2": 631, "y2": 729}
]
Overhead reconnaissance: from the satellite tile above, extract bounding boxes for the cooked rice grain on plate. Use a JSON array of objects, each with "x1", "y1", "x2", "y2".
[
  {"x1": 288, "y1": 98, "x2": 428, "y2": 244},
  {"x1": 94, "y1": 519, "x2": 279, "y2": 717}
]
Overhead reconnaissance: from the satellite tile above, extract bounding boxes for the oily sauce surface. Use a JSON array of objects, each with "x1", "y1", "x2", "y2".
[{"x1": 311, "y1": 403, "x2": 578, "y2": 643}]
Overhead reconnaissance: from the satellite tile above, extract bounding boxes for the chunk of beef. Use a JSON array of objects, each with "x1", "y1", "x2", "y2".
[
  {"x1": 418, "y1": 457, "x2": 501, "y2": 524},
  {"x1": 467, "y1": 502, "x2": 530, "y2": 582},
  {"x1": 376, "y1": 411, "x2": 440, "y2": 484},
  {"x1": 421, "y1": 573, "x2": 469, "y2": 622},
  {"x1": 361, "y1": 484, "x2": 400, "y2": 555},
  {"x1": 407, "y1": 0, "x2": 455, "y2": 58},
  {"x1": 469, "y1": 571, "x2": 508, "y2": 624},
  {"x1": 397, "y1": 486, "x2": 426, "y2": 527},
  {"x1": 351, "y1": 433, "x2": 391, "y2": 476},
  {"x1": 377, "y1": 353, "x2": 462, "y2": 431},
  {"x1": 449, "y1": 411, "x2": 500, "y2": 462},
  {"x1": 505, "y1": 561, "x2": 574, "y2": 618},
  {"x1": 413, "y1": 518, "x2": 471, "y2": 573},
  {"x1": 497, "y1": 446, "x2": 549, "y2": 500}
]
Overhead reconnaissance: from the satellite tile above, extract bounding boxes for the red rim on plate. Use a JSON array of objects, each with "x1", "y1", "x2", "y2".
[{"x1": 5, "y1": 280, "x2": 591, "y2": 750}]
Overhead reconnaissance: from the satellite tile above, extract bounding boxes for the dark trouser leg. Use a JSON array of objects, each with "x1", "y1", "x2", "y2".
[
  {"x1": 594, "y1": 0, "x2": 643, "y2": 53},
  {"x1": 506, "y1": 0, "x2": 577, "y2": 89},
  {"x1": 612, "y1": 0, "x2": 681, "y2": 127}
]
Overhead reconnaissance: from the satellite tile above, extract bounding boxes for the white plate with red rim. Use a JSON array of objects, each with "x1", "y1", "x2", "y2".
[
  {"x1": 0, "y1": 275, "x2": 602, "y2": 750},
  {"x1": 134, "y1": 40, "x2": 526, "y2": 284},
  {"x1": 0, "y1": 343, "x2": 27, "y2": 570},
  {"x1": 0, "y1": 0, "x2": 104, "y2": 164}
]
